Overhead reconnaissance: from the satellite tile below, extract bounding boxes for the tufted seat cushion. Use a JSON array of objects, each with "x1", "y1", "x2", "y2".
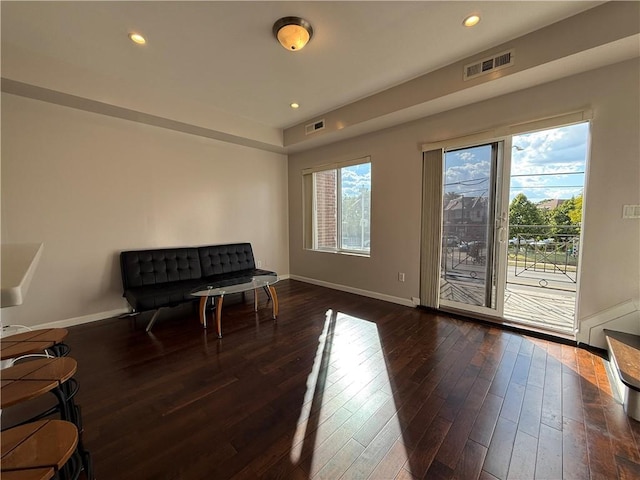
[{"x1": 124, "y1": 278, "x2": 205, "y2": 311}]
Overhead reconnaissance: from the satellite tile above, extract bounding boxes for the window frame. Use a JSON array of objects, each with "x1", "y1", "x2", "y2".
[{"x1": 303, "y1": 156, "x2": 371, "y2": 256}]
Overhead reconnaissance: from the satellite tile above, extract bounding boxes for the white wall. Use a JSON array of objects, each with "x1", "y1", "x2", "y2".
[
  {"x1": 288, "y1": 59, "x2": 640, "y2": 329},
  {"x1": 1, "y1": 93, "x2": 289, "y2": 327}
]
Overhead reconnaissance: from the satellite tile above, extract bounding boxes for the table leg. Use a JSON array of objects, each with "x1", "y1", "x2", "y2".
[
  {"x1": 49, "y1": 343, "x2": 70, "y2": 357},
  {"x1": 216, "y1": 295, "x2": 224, "y2": 338},
  {"x1": 254, "y1": 288, "x2": 258, "y2": 312},
  {"x1": 58, "y1": 380, "x2": 94, "y2": 479},
  {"x1": 269, "y1": 286, "x2": 279, "y2": 319},
  {"x1": 199, "y1": 297, "x2": 208, "y2": 329}
]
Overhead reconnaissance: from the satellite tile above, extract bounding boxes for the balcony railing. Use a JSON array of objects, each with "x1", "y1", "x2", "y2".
[
  {"x1": 508, "y1": 224, "x2": 580, "y2": 289},
  {"x1": 440, "y1": 224, "x2": 580, "y2": 290}
]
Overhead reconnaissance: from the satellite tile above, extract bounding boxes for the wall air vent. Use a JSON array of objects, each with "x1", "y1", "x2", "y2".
[
  {"x1": 463, "y1": 49, "x2": 515, "y2": 81},
  {"x1": 305, "y1": 119, "x2": 325, "y2": 135}
]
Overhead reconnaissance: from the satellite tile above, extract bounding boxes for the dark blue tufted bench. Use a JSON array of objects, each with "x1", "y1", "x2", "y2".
[{"x1": 120, "y1": 243, "x2": 275, "y2": 331}]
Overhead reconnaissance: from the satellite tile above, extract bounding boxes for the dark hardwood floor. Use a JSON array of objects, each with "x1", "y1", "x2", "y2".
[{"x1": 16, "y1": 280, "x2": 640, "y2": 479}]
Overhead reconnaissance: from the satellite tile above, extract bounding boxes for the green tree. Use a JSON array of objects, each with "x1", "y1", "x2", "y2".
[
  {"x1": 509, "y1": 193, "x2": 543, "y2": 238},
  {"x1": 341, "y1": 188, "x2": 370, "y2": 249},
  {"x1": 549, "y1": 196, "x2": 581, "y2": 237},
  {"x1": 568, "y1": 194, "x2": 583, "y2": 224}
]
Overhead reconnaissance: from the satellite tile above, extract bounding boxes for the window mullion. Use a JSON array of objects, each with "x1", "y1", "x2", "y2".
[
  {"x1": 336, "y1": 167, "x2": 342, "y2": 251},
  {"x1": 312, "y1": 174, "x2": 318, "y2": 250}
]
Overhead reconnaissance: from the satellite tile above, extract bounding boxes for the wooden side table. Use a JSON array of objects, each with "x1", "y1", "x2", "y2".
[
  {"x1": 1, "y1": 468, "x2": 55, "y2": 480},
  {"x1": 1, "y1": 420, "x2": 78, "y2": 479},
  {"x1": 1, "y1": 357, "x2": 77, "y2": 413},
  {"x1": 0, "y1": 328, "x2": 69, "y2": 360},
  {"x1": 0, "y1": 358, "x2": 93, "y2": 479}
]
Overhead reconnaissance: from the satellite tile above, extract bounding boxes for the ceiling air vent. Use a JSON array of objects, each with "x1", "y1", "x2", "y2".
[
  {"x1": 463, "y1": 49, "x2": 515, "y2": 81},
  {"x1": 305, "y1": 119, "x2": 325, "y2": 135}
]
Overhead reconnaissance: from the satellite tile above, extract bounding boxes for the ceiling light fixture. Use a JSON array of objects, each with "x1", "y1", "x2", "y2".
[
  {"x1": 290, "y1": 103, "x2": 300, "y2": 109},
  {"x1": 273, "y1": 17, "x2": 313, "y2": 51},
  {"x1": 129, "y1": 32, "x2": 146, "y2": 45},
  {"x1": 463, "y1": 15, "x2": 481, "y2": 27}
]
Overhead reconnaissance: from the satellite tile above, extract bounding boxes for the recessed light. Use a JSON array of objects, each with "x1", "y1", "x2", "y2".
[
  {"x1": 290, "y1": 103, "x2": 300, "y2": 109},
  {"x1": 463, "y1": 15, "x2": 481, "y2": 27},
  {"x1": 129, "y1": 33, "x2": 146, "y2": 45}
]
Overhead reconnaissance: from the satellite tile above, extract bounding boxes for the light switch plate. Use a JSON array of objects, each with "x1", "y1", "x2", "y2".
[{"x1": 622, "y1": 205, "x2": 640, "y2": 219}]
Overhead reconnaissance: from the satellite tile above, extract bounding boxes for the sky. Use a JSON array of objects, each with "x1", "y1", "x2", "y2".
[
  {"x1": 341, "y1": 163, "x2": 371, "y2": 197},
  {"x1": 444, "y1": 122, "x2": 589, "y2": 204}
]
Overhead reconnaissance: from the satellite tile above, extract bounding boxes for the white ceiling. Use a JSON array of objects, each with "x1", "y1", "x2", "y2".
[{"x1": 2, "y1": 1, "x2": 606, "y2": 146}]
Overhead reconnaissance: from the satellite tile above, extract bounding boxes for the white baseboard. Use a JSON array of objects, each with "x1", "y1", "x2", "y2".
[
  {"x1": 42, "y1": 276, "x2": 293, "y2": 329},
  {"x1": 4, "y1": 275, "x2": 295, "y2": 332},
  {"x1": 32, "y1": 308, "x2": 131, "y2": 330},
  {"x1": 289, "y1": 275, "x2": 415, "y2": 308},
  {"x1": 2, "y1": 273, "x2": 379, "y2": 332}
]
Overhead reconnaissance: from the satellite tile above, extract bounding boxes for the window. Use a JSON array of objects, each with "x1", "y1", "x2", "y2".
[{"x1": 304, "y1": 158, "x2": 371, "y2": 255}]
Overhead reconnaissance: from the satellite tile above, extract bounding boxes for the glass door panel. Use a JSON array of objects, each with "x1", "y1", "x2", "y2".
[
  {"x1": 439, "y1": 143, "x2": 504, "y2": 315},
  {"x1": 503, "y1": 122, "x2": 588, "y2": 333}
]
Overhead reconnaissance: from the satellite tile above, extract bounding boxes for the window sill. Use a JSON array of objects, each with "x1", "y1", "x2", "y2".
[{"x1": 305, "y1": 248, "x2": 370, "y2": 258}]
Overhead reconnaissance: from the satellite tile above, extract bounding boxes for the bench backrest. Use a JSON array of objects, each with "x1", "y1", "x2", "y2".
[
  {"x1": 120, "y1": 248, "x2": 202, "y2": 289},
  {"x1": 198, "y1": 243, "x2": 256, "y2": 277},
  {"x1": 120, "y1": 243, "x2": 259, "y2": 291}
]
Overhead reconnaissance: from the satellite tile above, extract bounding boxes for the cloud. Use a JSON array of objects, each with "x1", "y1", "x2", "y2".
[
  {"x1": 444, "y1": 160, "x2": 490, "y2": 197},
  {"x1": 444, "y1": 145, "x2": 495, "y2": 199},
  {"x1": 442, "y1": 123, "x2": 588, "y2": 204},
  {"x1": 511, "y1": 123, "x2": 588, "y2": 176},
  {"x1": 341, "y1": 164, "x2": 371, "y2": 197},
  {"x1": 510, "y1": 123, "x2": 588, "y2": 202},
  {"x1": 509, "y1": 184, "x2": 583, "y2": 203}
]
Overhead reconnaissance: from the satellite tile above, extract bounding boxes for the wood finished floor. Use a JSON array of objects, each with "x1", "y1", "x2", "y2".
[{"x1": 36, "y1": 280, "x2": 640, "y2": 478}]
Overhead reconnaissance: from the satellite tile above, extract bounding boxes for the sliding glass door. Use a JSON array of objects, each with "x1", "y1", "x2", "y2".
[
  {"x1": 438, "y1": 142, "x2": 509, "y2": 317},
  {"x1": 432, "y1": 121, "x2": 588, "y2": 335}
]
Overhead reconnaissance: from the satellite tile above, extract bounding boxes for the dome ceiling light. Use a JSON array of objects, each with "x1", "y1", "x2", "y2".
[{"x1": 273, "y1": 16, "x2": 313, "y2": 51}]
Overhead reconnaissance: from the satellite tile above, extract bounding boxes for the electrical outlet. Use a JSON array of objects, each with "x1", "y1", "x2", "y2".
[
  {"x1": 256, "y1": 260, "x2": 263, "y2": 268},
  {"x1": 398, "y1": 272, "x2": 405, "y2": 282},
  {"x1": 1, "y1": 325, "x2": 19, "y2": 337}
]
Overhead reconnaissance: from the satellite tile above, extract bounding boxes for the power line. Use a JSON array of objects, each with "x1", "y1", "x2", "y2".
[
  {"x1": 511, "y1": 171, "x2": 584, "y2": 177},
  {"x1": 512, "y1": 186, "x2": 584, "y2": 189},
  {"x1": 444, "y1": 176, "x2": 489, "y2": 187}
]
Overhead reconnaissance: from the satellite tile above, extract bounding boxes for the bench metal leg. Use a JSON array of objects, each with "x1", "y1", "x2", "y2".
[
  {"x1": 254, "y1": 288, "x2": 258, "y2": 312},
  {"x1": 263, "y1": 286, "x2": 271, "y2": 303},
  {"x1": 146, "y1": 308, "x2": 167, "y2": 333}
]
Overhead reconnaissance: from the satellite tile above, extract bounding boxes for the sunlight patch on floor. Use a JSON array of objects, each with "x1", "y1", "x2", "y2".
[{"x1": 290, "y1": 310, "x2": 410, "y2": 476}]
